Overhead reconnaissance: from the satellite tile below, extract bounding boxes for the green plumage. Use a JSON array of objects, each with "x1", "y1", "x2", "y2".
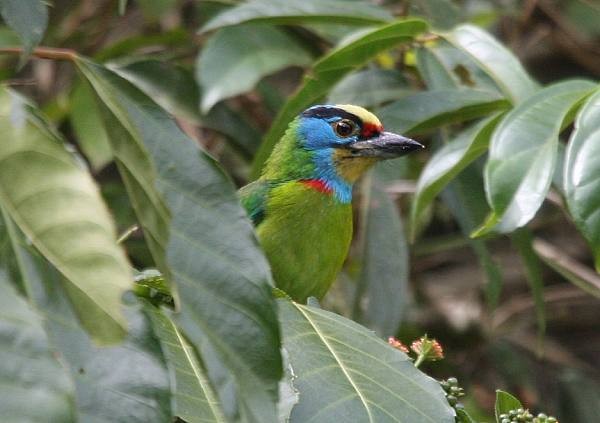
[
  {"x1": 254, "y1": 181, "x2": 352, "y2": 302},
  {"x1": 239, "y1": 118, "x2": 352, "y2": 302}
]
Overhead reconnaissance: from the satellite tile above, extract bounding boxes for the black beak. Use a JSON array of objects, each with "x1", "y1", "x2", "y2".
[{"x1": 346, "y1": 132, "x2": 424, "y2": 158}]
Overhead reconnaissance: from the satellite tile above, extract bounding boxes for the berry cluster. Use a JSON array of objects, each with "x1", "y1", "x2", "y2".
[
  {"x1": 439, "y1": 377, "x2": 464, "y2": 407},
  {"x1": 498, "y1": 409, "x2": 558, "y2": 423}
]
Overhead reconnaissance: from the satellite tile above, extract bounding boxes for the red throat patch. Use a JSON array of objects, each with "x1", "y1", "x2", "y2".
[{"x1": 300, "y1": 179, "x2": 333, "y2": 194}]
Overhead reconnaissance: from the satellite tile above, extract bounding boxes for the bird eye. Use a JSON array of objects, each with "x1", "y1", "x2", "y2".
[{"x1": 333, "y1": 120, "x2": 356, "y2": 138}]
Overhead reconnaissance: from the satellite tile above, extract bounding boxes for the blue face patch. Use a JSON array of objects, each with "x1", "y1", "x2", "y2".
[
  {"x1": 298, "y1": 117, "x2": 358, "y2": 150},
  {"x1": 296, "y1": 116, "x2": 354, "y2": 203}
]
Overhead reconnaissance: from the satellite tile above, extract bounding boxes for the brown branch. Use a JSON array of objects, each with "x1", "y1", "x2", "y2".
[{"x1": 0, "y1": 46, "x2": 79, "y2": 62}]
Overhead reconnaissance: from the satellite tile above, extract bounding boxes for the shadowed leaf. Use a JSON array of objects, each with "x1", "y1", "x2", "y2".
[{"x1": 76, "y1": 59, "x2": 282, "y2": 423}]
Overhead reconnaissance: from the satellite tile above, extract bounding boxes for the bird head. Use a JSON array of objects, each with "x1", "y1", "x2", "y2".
[{"x1": 262, "y1": 104, "x2": 423, "y2": 202}]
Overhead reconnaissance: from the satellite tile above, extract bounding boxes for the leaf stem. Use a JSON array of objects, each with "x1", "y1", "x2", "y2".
[{"x1": 0, "y1": 46, "x2": 78, "y2": 61}]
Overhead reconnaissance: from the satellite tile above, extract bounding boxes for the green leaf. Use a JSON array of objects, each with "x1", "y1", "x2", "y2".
[
  {"x1": 111, "y1": 58, "x2": 262, "y2": 159},
  {"x1": 411, "y1": 115, "x2": 502, "y2": 234},
  {"x1": 327, "y1": 69, "x2": 410, "y2": 108},
  {"x1": 251, "y1": 18, "x2": 428, "y2": 178},
  {"x1": 378, "y1": 88, "x2": 508, "y2": 136},
  {"x1": 198, "y1": 24, "x2": 312, "y2": 112},
  {"x1": 415, "y1": 40, "x2": 500, "y2": 93},
  {"x1": 145, "y1": 304, "x2": 226, "y2": 423},
  {"x1": 76, "y1": 59, "x2": 282, "y2": 423},
  {"x1": 494, "y1": 390, "x2": 522, "y2": 421},
  {"x1": 279, "y1": 300, "x2": 455, "y2": 422},
  {"x1": 200, "y1": 0, "x2": 392, "y2": 33},
  {"x1": 0, "y1": 87, "x2": 131, "y2": 343},
  {"x1": 10, "y1": 234, "x2": 173, "y2": 423},
  {"x1": 473, "y1": 80, "x2": 596, "y2": 237},
  {"x1": 70, "y1": 81, "x2": 113, "y2": 171},
  {"x1": 353, "y1": 169, "x2": 409, "y2": 337},
  {"x1": 0, "y1": 0, "x2": 47, "y2": 60},
  {"x1": 0, "y1": 265, "x2": 75, "y2": 422},
  {"x1": 456, "y1": 408, "x2": 477, "y2": 423},
  {"x1": 444, "y1": 24, "x2": 538, "y2": 104},
  {"x1": 564, "y1": 88, "x2": 600, "y2": 271}
]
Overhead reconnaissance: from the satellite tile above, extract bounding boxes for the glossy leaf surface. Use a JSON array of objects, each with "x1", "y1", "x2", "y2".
[
  {"x1": 279, "y1": 300, "x2": 455, "y2": 422},
  {"x1": 564, "y1": 88, "x2": 600, "y2": 271},
  {"x1": 474, "y1": 80, "x2": 596, "y2": 236}
]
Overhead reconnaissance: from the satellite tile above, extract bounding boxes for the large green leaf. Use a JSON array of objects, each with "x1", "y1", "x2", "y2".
[
  {"x1": 145, "y1": 304, "x2": 226, "y2": 423},
  {"x1": 378, "y1": 88, "x2": 508, "y2": 136},
  {"x1": 251, "y1": 18, "x2": 428, "y2": 178},
  {"x1": 198, "y1": 24, "x2": 312, "y2": 112},
  {"x1": 279, "y1": 300, "x2": 455, "y2": 422},
  {"x1": 353, "y1": 169, "x2": 408, "y2": 337},
  {"x1": 9, "y1": 232, "x2": 172, "y2": 423},
  {"x1": 0, "y1": 87, "x2": 131, "y2": 343},
  {"x1": 0, "y1": 0, "x2": 47, "y2": 59},
  {"x1": 76, "y1": 59, "x2": 282, "y2": 423},
  {"x1": 0, "y1": 260, "x2": 75, "y2": 422},
  {"x1": 564, "y1": 88, "x2": 600, "y2": 271},
  {"x1": 473, "y1": 80, "x2": 596, "y2": 237},
  {"x1": 200, "y1": 0, "x2": 392, "y2": 33},
  {"x1": 411, "y1": 115, "x2": 502, "y2": 234},
  {"x1": 444, "y1": 24, "x2": 538, "y2": 104},
  {"x1": 327, "y1": 68, "x2": 410, "y2": 108}
]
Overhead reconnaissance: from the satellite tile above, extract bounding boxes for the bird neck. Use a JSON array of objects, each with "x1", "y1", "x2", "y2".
[{"x1": 261, "y1": 119, "x2": 353, "y2": 204}]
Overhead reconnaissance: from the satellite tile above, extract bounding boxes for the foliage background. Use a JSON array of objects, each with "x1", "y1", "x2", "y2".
[{"x1": 1, "y1": 0, "x2": 599, "y2": 422}]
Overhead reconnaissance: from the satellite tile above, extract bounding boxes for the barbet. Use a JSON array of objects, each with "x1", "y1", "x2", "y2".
[{"x1": 240, "y1": 105, "x2": 423, "y2": 303}]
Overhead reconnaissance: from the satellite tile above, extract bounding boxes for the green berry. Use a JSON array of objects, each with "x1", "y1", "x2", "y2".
[
  {"x1": 501, "y1": 419, "x2": 510, "y2": 423},
  {"x1": 446, "y1": 395, "x2": 457, "y2": 406},
  {"x1": 447, "y1": 377, "x2": 458, "y2": 386},
  {"x1": 500, "y1": 414, "x2": 508, "y2": 419}
]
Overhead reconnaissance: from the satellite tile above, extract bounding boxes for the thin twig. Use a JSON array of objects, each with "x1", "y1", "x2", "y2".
[{"x1": 0, "y1": 46, "x2": 79, "y2": 61}]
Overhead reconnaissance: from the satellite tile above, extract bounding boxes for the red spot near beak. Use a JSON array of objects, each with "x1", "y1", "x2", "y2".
[{"x1": 361, "y1": 123, "x2": 383, "y2": 138}]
